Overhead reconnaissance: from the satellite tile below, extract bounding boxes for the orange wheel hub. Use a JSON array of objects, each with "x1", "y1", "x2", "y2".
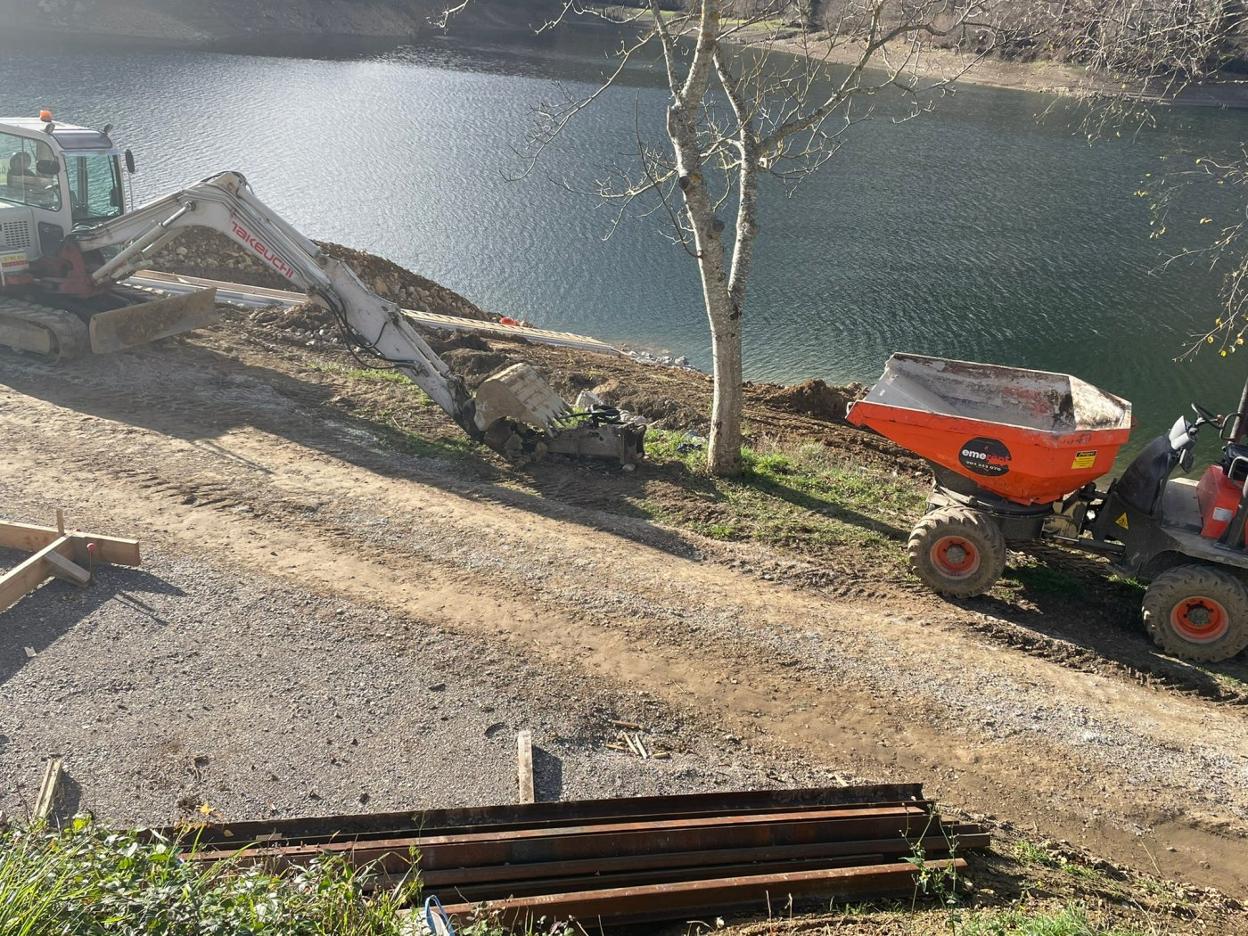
[
  {"x1": 1170, "y1": 596, "x2": 1230, "y2": 644},
  {"x1": 931, "y1": 535, "x2": 980, "y2": 579}
]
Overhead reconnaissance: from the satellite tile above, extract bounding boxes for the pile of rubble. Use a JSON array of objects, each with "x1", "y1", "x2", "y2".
[{"x1": 147, "y1": 229, "x2": 497, "y2": 322}]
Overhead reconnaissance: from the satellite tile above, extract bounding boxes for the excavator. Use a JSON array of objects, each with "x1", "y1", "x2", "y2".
[{"x1": 0, "y1": 113, "x2": 644, "y2": 464}]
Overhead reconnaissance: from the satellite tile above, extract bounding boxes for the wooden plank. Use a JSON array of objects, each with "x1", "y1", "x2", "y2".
[
  {"x1": 0, "y1": 535, "x2": 72, "y2": 614},
  {"x1": 518, "y1": 730, "x2": 535, "y2": 805},
  {"x1": 0, "y1": 521, "x2": 60, "y2": 553},
  {"x1": 44, "y1": 550, "x2": 90, "y2": 586},
  {"x1": 0, "y1": 521, "x2": 140, "y2": 567},
  {"x1": 33, "y1": 757, "x2": 63, "y2": 822},
  {"x1": 68, "y1": 532, "x2": 140, "y2": 568}
]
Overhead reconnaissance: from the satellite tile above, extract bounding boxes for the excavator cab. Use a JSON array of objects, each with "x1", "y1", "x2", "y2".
[{"x1": 0, "y1": 112, "x2": 133, "y2": 277}]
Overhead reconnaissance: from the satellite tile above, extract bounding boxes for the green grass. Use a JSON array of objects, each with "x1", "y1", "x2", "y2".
[
  {"x1": 309, "y1": 361, "x2": 421, "y2": 387},
  {"x1": 1012, "y1": 839, "x2": 1062, "y2": 869},
  {"x1": 1005, "y1": 563, "x2": 1084, "y2": 597},
  {"x1": 0, "y1": 817, "x2": 424, "y2": 935},
  {"x1": 372, "y1": 405, "x2": 480, "y2": 461},
  {"x1": 953, "y1": 904, "x2": 1148, "y2": 936},
  {"x1": 644, "y1": 430, "x2": 926, "y2": 555}
]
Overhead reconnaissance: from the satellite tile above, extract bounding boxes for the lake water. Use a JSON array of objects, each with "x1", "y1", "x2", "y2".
[{"x1": 1, "y1": 29, "x2": 1245, "y2": 452}]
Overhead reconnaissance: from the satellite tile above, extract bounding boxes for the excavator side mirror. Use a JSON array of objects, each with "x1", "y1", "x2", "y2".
[{"x1": 124, "y1": 149, "x2": 136, "y2": 174}]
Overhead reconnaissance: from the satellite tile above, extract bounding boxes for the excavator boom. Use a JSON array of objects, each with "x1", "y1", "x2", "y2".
[{"x1": 53, "y1": 171, "x2": 643, "y2": 463}]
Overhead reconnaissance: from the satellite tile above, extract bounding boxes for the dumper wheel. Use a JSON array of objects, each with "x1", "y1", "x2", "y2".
[
  {"x1": 1142, "y1": 564, "x2": 1248, "y2": 662},
  {"x1": 908, "y1": 507, "x2": 1006, "y2": 598}
]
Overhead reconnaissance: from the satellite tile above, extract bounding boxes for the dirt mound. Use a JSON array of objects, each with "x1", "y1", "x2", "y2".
[
  {"x1": 441, "y1": 349, "x2": 513, "y2": 384},
  {"x1": 757, "y1": 379, "x2": 864, "y2": 421},
  {"x1": 249, "y1": 302, "x2": 336, "y2": 333},
  {"x1": 319, "y1": 242, "x2": 497, "y2": 322},
  {"x1": 147, "y1": 229, "x2": 496, "y2": 321}
]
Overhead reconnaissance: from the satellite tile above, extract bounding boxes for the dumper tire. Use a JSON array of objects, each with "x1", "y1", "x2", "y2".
[
  {"x1": 908, "y1": 507, "x2": 1006, "y2": 598},
  {"x1": 1142, "y1": 564, "x2": 1248, "y2": 662}
]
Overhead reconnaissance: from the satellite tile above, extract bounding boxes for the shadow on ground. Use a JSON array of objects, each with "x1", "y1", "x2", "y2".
[
  {"x1": 5, "y1": 338, "x2": 1245, "y2": 694},
  {"x1": 0, "y1": 558, "x2": 185, "y2": 687}
]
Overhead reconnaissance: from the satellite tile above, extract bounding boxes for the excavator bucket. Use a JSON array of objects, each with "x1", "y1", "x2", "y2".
[
  {"x1": 88, "y1": 286, "x2": 220, "y2": 354},
  {"x1": 473, "y1": 362, "x2": 646, "y2": 466},
  {"x1": 474, "y1": 363, "x2": 570, "y2": 431}
]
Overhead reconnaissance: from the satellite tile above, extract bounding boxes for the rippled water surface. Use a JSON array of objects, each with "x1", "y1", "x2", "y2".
[{"x1": 1, "y1": 30, "x2": 1245, "y2": 449}]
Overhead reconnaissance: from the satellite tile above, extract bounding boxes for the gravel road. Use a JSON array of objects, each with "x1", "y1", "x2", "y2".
[{"x1": 0, "y1": 537, "x2": 831, "y2": 826}]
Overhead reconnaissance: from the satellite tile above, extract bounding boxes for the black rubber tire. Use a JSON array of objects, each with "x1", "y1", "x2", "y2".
[
  {"x1": 1142, "y1": 564, "x2": 1248, "y2": 662},
  {"x1": 907, "y1": 506, "x2": 1007, "y2": 598}
]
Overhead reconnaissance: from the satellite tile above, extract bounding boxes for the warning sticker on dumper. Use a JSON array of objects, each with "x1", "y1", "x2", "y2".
[
  {"x1": 959, "y1": 437, "x2": 1012, "y2": 477},
  {"x1": 1071, "y1": 450, "x2": 1098, "y2": 470}
]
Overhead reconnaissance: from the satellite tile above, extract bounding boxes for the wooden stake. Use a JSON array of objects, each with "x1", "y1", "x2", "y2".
[
  {"x1": 55, "y1": 509, "x2": 64, "y2": 535},
  {"x1": 33, "y1": 758, "x2": 63, "y2": 823},
  {"x1": 517, "y1": 730, "x2": 535, "y2": 805},
  {"x1": 45, "y1": 550, "x2": 90, "y2": 586}
]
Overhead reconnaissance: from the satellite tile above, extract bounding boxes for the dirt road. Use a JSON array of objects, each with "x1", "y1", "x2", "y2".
[{"x1": 2, "y1": 330, "x2": 1247, "y2": 900}]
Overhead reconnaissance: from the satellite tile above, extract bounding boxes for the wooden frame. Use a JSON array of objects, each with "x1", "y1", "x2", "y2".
[{"x1": 0, "y1": 513, "x2": 141, "y2": 615}]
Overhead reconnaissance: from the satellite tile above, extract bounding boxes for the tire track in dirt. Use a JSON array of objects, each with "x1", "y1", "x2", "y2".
[
  {"x1": 706, "y1": 538, "x2": 1248, "y2": 708},
  {"x1": 16, "y1": 340, "x2": 1246, "y2": 710}
]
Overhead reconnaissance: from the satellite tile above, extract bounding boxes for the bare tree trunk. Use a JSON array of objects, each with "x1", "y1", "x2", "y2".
[
  {"x1": 707, "y1": 299, "x2": 744, "y2": 475},
  {"x1": 675, "y1": 162, "x2": 744, "y2": 476},
  {"x1": 504, "y1": 0, "x2": 988, "y2": 474},
  {"x1": 667, "y1": 108, "x2": 746, "y2": 474}
]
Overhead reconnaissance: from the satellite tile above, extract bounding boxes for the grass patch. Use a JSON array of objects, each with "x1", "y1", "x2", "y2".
[
  {"x1": 309, "y1": 361, "x2": 421, "y2": 388},
  {"x1": 1006, "y1": 564, "x2": 1084, "y2": 597},
  {"x1": 953, "y1": 903, "x2": 1147, "y2": 935},
  {"x1": 373, "y1": 406, "x2": 480, "y2": 461},
  {"x1": 0, "y1": 817, "x2": 423, "y2": 935},
  {"x1": 0, "y1": 817, "x2": 550, "y2": 935},
  {"x1": 643, "y1": 430, "x2": 926, "y2": 557},
  {"x1": 1012, "y1": 839, "x2": 1062, "y2": 869}
]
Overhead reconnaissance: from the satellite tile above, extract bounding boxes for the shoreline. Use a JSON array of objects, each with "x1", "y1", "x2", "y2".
[
  {"x1": 769, "y1": 30, "x2": 1248, "y2": 108},
  {"x1": 4, "y1": 3, "x2": 1244, "y2": 109}
]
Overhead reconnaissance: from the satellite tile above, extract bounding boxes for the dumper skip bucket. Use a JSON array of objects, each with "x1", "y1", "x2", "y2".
[{"x1": 847, "y1": 354, "x2": 1132, "y2": 506}]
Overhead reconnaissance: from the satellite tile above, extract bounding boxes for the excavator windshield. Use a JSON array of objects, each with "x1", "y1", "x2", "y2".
[
  {"x1": 67, "y1": 152, "x2": 124, "y2": 227},
  {"x1": 0, "y1": 131, "x2": 60, "y2": 210}
]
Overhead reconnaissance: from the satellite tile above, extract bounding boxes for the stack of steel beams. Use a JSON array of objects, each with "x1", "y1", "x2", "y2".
[{"x1": 171, "y1": 784, "x2": 988, "y2": 929}]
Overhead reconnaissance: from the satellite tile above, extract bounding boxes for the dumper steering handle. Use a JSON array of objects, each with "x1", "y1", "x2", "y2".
[{"x1": 1192, "y1": 402, "x2": 1221, "y2": 427}]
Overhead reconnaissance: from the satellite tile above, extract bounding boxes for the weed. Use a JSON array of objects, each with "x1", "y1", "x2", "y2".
[
  {"x1": 1013, "y1": 839, "x2": 1062, "y2": 869},
  {"x1": 0, "y1": 816, "x2": 431, "y2": 935},
  {"x1": 954, "y1": 903, "x2": 1148, "y2": 935},
  {"x1": 905, "y1": 814, "x2": 961, "y2": 908}
]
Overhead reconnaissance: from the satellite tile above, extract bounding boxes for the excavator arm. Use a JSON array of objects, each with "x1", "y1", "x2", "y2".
[
  {"x1": 50, "y1": 170, "x2": 643, "y2": 463},
  {"x1": 68, "y1": 171, "x2": 485, "y2": 440}
]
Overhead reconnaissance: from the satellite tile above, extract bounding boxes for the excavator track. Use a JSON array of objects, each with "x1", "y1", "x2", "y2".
[{"x1": 0, "y1": 298, "x2": 90, "y2": 361}]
